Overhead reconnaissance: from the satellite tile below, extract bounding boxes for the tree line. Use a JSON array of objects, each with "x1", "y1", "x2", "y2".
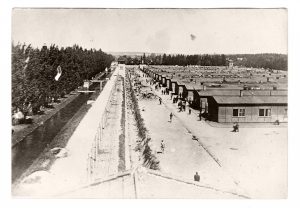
[
  {"x1": 227, "y1": 53, "x2": 287, "y2": 71},
  {"x1": 12, "y1": 43, "x2": 114, "y2": 116},
  {"x1": 122, "y1": 53, "x2": 227, "y2": 66},
  {"x1": 121, "y1": 53, "x2": 287, "y2": 71}
]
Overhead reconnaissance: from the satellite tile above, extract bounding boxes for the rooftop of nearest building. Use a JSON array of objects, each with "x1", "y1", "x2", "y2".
[
  {"x1": 197, "y1": 89, "x2": 287, "y2": 97},
  {"x1": 212, "y1": 95, "x2": 287, "y2": 105}
]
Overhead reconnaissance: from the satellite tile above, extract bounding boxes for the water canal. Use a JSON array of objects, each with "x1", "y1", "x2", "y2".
[{"x1": 11, "y1": 79, "x2": 108, "y2": 183}]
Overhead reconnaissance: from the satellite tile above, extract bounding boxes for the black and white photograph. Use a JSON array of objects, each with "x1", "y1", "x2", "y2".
[{"x1": 7, "y1": 6, "x2": 292, "y2": 200}]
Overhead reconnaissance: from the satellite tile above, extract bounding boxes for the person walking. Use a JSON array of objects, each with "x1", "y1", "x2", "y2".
[
  {"x1": 169, "y1": 112, "x2": 173, "y2": 122},
  {"x1": 161, "y1": 140, "x2": 165, "y2": 153},
  {"x1": 189, "y1": 108, "x2": 191, "y2": 115},
  {"x1": 159, "y1": 97, "x2": 162, "y2": 105},
  {"x1": 194, "y1": 172, "x2": 200, "y2": 182},
  {"x1": 233, "y1": 122, "x2": 239, "y2": 132}
]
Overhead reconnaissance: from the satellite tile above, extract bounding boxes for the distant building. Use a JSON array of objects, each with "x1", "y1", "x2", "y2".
[
  {"x1": 111, "y1": 61, "x2": 118, "y2": 66},
  {"x1": 118, "y1": 64, "x2": 125, "y2": 70},
  {"x1": 139, "y1": 64, "x2": 147, "y2": 70},
  {"x1": 117, "y1": 57, "x2": 126, "y2": 64}
]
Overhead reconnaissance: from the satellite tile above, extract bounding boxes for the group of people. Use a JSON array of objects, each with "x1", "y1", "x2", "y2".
[
  {"x1": 172, "y1": 96, "x2": 178, "y2": 103},
  {"x1": 161, "y1": 88, "x2": 170, "y2": 95},
  {"x1": 177, "y1": 100, "x2": 187, "y2": 112}
]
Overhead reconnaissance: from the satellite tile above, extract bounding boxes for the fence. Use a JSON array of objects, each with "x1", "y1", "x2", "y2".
[{"x1": 86, "y1": 68, "x2": 120, "y2": 183}]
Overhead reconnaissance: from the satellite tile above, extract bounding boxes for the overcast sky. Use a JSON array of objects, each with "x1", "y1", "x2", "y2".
[{"x1": 12, "y1": 8, "x2": 287, "y2": 54}]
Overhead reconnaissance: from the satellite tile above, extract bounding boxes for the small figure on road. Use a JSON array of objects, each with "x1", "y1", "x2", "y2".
[
  {"x1": 178, "y1": 100, "x2": 182, "y2": 111},
  {"x1": 169, "y1": 112, "x2": 173, "y2": 122},
  {"x1": 183, "y1": 102, "x2": 186, "y2": 111},
  {"x1": 199, "y1": 112, "x2": 202, "y2": 121},
  {"x1": 233, "y1": 122, "x2": 239, "y2": 132},
  {"x1": 159, "y1": 97, "x2": 162, "y2": 105},
  {"x1": 189, "y1": 108, "x2": 191, "y2": 115},
  {"x1": 194, "y1": 172, "x2": 200, "y2": 182},
  {"x1": 161, "y1": 140, "x2": 165, "y2": 153}
]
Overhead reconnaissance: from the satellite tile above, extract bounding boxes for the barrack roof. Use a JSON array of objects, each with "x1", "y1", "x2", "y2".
[{"x1": 213, "y1": 95, "x2": 287, "y2": 105}]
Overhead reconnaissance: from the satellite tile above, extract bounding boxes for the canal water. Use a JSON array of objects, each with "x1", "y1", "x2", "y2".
[{"x1": 12, "y1": 90, "x2": 97, "y2": 183}]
